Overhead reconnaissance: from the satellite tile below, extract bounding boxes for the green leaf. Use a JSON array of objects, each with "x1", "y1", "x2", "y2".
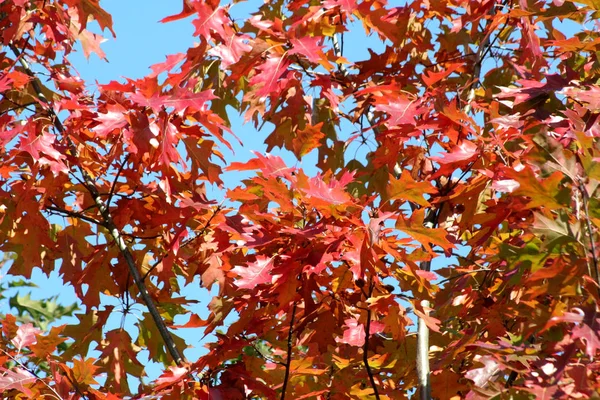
[
  {"x1": 532, "y1": 211, "x2": 580, "y2": 250},
  {"x1": 8, "y1": 293, "x2": 78, "y2": 330}
]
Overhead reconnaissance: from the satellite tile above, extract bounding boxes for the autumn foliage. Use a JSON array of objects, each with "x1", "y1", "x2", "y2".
[{"x1": 1, "y1": 0, "x2": 600, "y2": 398}]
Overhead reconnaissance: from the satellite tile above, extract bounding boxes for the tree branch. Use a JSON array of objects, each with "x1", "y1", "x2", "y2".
[
  {"x1": 363, "y1": 280, "x2": 381, "y2": 400},
  {"x1": 45, "y1": 205, "x2": 104, "y2": 227},
  {"x1": 280, "y1": 301, "x2": 297, "y2": 400},
  {"x1": 579, "y1": 181, "x2": 600, "y2": 291},
  {"x1": 107, "y1": 154, "x2": 130, "y2": 207},
  {"x1": 0, "y1": 348, "x2": 65, "y2": 400},
  {"x1": 9, "y1": 43, "x2": 188, "y2": 367},
  {"x1": 142, "y1": 203, "x2": 222, "y2": 282}
]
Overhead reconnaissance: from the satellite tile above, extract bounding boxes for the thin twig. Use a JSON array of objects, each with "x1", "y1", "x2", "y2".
[
  {"x1": 437, "y1": 268, "x2": 491, "y2": 285},
  {"x1": 579, "y1": 182, "x2": 600, "y2": 291},
  {"x1": 61, "y1": 371, "x2": 89, "y2": 400},
  {"x1": 107, "y1": 154, "x2": 130, "y2": 207},
  {"x1": 280, "y1": 301, "x2": 297, "y2": 400},
  {"x1": 363, "y1": 280, "x2": 381, "y2": 400},
  {"x1": 142, "y1": 203, "x2": 222, "y2": 282},
  {"x1": 0, "y1": 348, "x2": 64, "y2": 400},
  {"x1": 0, "y1": 99, "x2": 38, "y2": 116},
  {"x1": 45, "y1": 205, "x2": 104, "y2": 226},
  {"x1": 121, "y1": 232, "x2": 163, "y2": 240},
  {"x1": 240, "y1": 334, "x2": 285, "y2": 366}
]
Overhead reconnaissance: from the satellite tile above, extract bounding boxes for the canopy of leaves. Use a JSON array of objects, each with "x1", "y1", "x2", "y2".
[{"x1": 1, "y1": 0, "x2": 600, "y2": 398}]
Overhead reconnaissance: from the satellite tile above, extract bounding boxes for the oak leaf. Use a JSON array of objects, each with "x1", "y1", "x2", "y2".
[
  {"x1": 386, "y1": 171, "x2": 436, "y2": 207},
  {"x1": 232, "y1": 256, "x2": 279, "y2": 289},
  {"x1": 11, "y1": 323, "x2": 41, "y2": 351},
  {"x1": 337, "y1": 318, "x2": 366, "y2": 346},
  {"x1": 0, "y1": 367, "x2": 35, "y2": 396}
]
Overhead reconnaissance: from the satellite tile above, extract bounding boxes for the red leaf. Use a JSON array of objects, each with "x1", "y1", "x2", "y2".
[
  {"x1": 572, "y1": 323, "x2": 600, "y2": 358},
  {"x1": 292, "y1": 123, "x2": 325, "y2": 158},
  {"x1": 430, "y1": 141, "x2": 478, "y2": 164},
  {"x1": 130, "y1": 88, "x2": 215, "y2": 114},
  {"x1": 31, "y1": 325, "x2": 67, "y2": 358},
  {"x1": 11, "y1": 323, "x2": 41, "y2": 351},
  {"x1": 64, "y1": 0, "x2": 115, "y2": 37},
  {"x1": 386, "y1": 171, "x2": 436, "y2": 207},
  {"x1": 491, "y1": 179, "x2": 519, "y2": 193},
  {"x1": 0, "y1": 368, "x2": 35, "y2": 396},
  {"x1": 149, "y1": 53, "x2": 186, "y2": 78},
  {"x1": 370, "y1": 321, "x2": 385, "y2": 335},
  {"x1": 232, "y1": 256, "x2": 279, "y2": 289},
  {"x1": 20, "y1": 131, "x2": 68, "y2": 174},
  {"x1": 373, "y1": 96, "x2": 420, "y2": 127},
  {"x1": 191, "y1": 3, "x2": 229, "y2": 39},
  {"x1": 208, "y1": 34, "x2": 252, "y2": 68},
  {"x1": 173, "y1": 314, "x2": 204, "y2": 329},
  {"x1": 227, "y1": 151, "x2": 295, "y2": 179},
  {"x1": 421, "y1": 62, "x2": 463, "y2": 87},
  {"x1": 507, "y1": 168, "x2": 565, "y2": 209},
  {"x1": 76, "y1": 29, "x2": 107, "y2": 60},
  {"x1": 395, "y1": 208, "x2": 454, "y2": 252},
  {"x1": 323, "y1": 0, "x2": 359, "y2": 14},
  {"x1": 160, "y1": 0, "x2": 195, "y2": 23},
  {"x1": 413, "y1": 305, "x2": 442, "y2": 333},
  {"x1": 249, "y1": 55, "x2": 291, "y2": 99},
  {"x1": 154, "y1": 118, "x2": 182, "y2": 167},
  {"x1": 337, "y1": 318, "x2": 365, "y2": 346},
  {"x1": 414, "y1": 270, "x2": 438, "y2": 281},
  {"x1": 0, "y1": 74, "x2": 12, "y2": 92},
  {"x1": 168, "y1": 88, "x2": 216, "y2": 113},
  {"x1": 562, "y1": 85, "x2": 600, "y2": 111},
  {"x1": 93, "y1": 104, "x2": 127, "y2": 138},
  {"x1": 289, "y1": 37, "x2": 324, "y2": 64},
  {"x1": 155, "y1": 366, "x2": 188, "y2": 389},
  {"x1": 304, "y1": 171, "x2": 354, "y2": 206}
]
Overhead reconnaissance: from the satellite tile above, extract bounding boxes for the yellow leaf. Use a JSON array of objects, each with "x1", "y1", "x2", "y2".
[
  {"x1": 290, "y1": 357, "x2": 327, "y2": 375},
  {"x1": 386, "y1": 171, "x2": 436, "y2": 207}
]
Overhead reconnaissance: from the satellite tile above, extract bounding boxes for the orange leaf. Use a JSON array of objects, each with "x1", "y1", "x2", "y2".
[
  {"x1": 72, "y1": 357, "x2": 100, "y2": 386},
  {"x1": 386, "y1": 171, "x2": 436, "y2": 207},
  {"x1": 31, "y1": 325, "x2": 67, "y2": 358},
  {"x1": 395, "y1": 208, "x2": 454, "y2": 252}
]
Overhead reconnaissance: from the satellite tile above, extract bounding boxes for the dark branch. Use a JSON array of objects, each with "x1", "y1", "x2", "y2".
[
  {"x1": 45, "y1": 205, "x2": 104, "y2": 226},
  {"x1": 142, "y1": 203, "x2": 222, "y2": 282},
  {"x1": 280, "y1": 301, "x2": 297, "y2": 400},
  {"x1": 9, "y1": 43, "x2": 188, "y2": 367},
  {"x1": 107, "y1": 154, "x2": 130, "y2": 207},
  {"x1": 363, "y1": 280, "x2": 381, "y2": 400}
]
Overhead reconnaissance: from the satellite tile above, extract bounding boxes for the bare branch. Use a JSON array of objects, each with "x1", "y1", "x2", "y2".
[{"x1": 45, "y1": 205, "x2": 104, "y2": 227}]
